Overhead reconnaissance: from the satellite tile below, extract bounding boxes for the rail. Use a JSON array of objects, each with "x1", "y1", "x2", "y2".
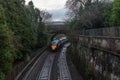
[
  {"x1": 15, "y1": 47, "x2": 47, "y2": 80},
  {"x1": 59, "y1": 43, "x2": 72, "y2": 80},
  {"x1": 36, "y1": 54, "x2": 55, "y2": 80}
]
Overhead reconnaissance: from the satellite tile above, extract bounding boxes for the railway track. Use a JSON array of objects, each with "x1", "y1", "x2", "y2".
[
  {"x1": 37, "y1": 43, "x2": 71, "y2": 80},
  {"x1": 15, "y1": 50, "x2": 48, "y2": 80},
  {"x1": 36, "y1": 54, "x2": 55, "y2": 80},
  {"x1": 58, "y1": 43, "x2": 72, "y2": 80},
  {"x1": 15, "y1": 43, "x2": 72, "y2": 80}
]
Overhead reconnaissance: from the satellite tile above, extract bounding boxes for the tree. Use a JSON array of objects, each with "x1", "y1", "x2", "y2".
[
  {"x1": 66, "y1": 0, "x2": 113, "y2": 30},
  {"x1": 104, "y1": 2, "x2": 112, "y2": 27},
  {"x1": 111, "y1": 0, "x2": 120, "y2": 26},
  {"x1": 40, "y1": 10, "x2": 52, "y2": 22},
  {"x1": 0, "y1": 0, "x2": 51, "y2": 79},
  {"x1": 0, "y1": 5, "x2": 14, "y2": 80}
]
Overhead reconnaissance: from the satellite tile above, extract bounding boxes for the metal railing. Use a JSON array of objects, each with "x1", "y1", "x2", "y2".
[{"x1": 80, "y1": 27, "x2": 120, "y2": 37}]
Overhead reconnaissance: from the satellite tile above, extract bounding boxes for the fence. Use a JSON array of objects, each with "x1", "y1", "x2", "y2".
[{"x1": 80, "y1": 27, "x2": 120, "y2": 37}]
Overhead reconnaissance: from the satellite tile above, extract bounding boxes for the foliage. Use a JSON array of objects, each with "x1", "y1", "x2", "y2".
[
  {"x1": 104, "y1": 3, "x2": 113, "y2": 27},
  {"x1": 0, "y1": 0, "x2": 51, "y2": 79},
  {"x1": 0, "y1": 5, "x2": 14, "y2": 79},
  {"x1": 66, "y1": 0, "x2": 113, "y2": 30},
  {"x1": 110, "y1": 0, "x2": 120, "y2": 26}
]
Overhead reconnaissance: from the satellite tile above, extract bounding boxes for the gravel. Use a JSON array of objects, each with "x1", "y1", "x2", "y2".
[
  {"x1": 50, "y1": 52, "x2": 60, "y2": 80},
  {"x1": 66, "y1": 47, "x2": 83, "y2": 80}
]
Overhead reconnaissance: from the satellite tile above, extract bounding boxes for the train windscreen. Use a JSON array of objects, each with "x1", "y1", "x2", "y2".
[{"x1": 51, "y1": 40, "x2": 58, "y2": 46}]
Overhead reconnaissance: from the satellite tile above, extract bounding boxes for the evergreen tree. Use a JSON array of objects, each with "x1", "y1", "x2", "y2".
[
  {"x1": 111, "y1": 0, "x2": 120, "y2": 26},
  {"x1": 104, "y1": 3, "x2": 112, "y2": 27},
  {"x1": 0, "y1": 5, "x2": 14, "y2": 80},
  {"x1": 4, "y1": 0, "x2": 36, "y2": 59}
]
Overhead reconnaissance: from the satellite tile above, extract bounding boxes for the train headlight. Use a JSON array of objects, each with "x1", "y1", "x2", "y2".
[{"x1": 51, "y1": 46, "x2": 57, "y2": 50}]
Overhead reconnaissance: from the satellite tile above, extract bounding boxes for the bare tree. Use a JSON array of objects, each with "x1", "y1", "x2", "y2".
[
  {"x1": 66, "y1": 0, "x2": 113, "y2": 29},
  {"x1": 40, "y1": 10, "x2": 52, "y2": 22}
]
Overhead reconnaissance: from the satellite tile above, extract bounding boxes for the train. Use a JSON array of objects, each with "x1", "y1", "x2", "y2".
[{"x1": 49, "y1": 36, "x2": 68, "y2": 51}]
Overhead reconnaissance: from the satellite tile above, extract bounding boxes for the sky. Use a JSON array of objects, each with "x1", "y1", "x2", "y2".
[{"x1": 25, "y1": 0, "x2": 67, "y2": 21}]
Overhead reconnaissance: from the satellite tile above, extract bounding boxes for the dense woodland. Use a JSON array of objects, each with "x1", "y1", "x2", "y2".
[
  {"x1": 65, "y1": 0, "x2": 120, "y2": 30},
  {"x1": 0, "y1": 0, "x2": 51, "y2": 79}
]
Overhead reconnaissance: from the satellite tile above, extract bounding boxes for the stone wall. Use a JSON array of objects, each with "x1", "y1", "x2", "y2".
[{"x1": 70, "y1": 27, "x2": 120, "y2": 80}]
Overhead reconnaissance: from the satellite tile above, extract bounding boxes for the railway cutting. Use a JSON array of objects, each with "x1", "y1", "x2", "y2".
[{"x1": 15, "y1": 43, "x2": 81, "y2": 80}]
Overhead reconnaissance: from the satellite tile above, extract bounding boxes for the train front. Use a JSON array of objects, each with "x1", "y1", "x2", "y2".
[{"x1": 50, "y1": 40, "x2": 58, "y2": 51}]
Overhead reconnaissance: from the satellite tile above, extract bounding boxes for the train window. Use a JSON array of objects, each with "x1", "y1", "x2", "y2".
[{"x1": 52, "y1": 41, "x2": 58, "y2": 46}]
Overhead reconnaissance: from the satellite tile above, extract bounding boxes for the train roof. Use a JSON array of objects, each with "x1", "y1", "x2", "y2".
[{"x1": 59, "y1": 36, "x2": 67, "y2": 41}]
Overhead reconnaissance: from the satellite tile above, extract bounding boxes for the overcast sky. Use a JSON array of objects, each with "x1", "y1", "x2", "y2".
[{"x1": 25, "y1": 0, "x2": 67, "y2": 21}]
